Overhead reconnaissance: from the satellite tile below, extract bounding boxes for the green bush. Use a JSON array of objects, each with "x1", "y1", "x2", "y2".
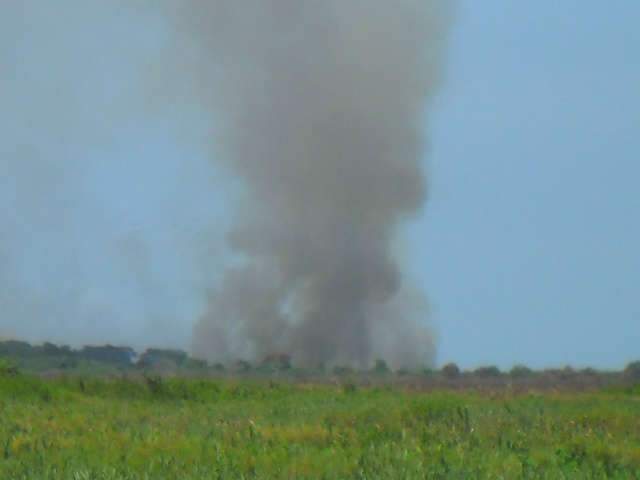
[
  {"x1": 372, "y1": 359, "x2": 390, "y2": 374},
  {"x1": 441, "y1": 362, "x2": 460, "y2": 379},
  {"x1": 510, "y1": 364, "x2": 533, "y2": 378},
  {"x1": 624, "y1": 361, "x2": 640, "y2": 380},
  {"x1": 332, "y1": 365, "x2": 354, "y2": 376},
  {"x1": 0, "y1": 358, "x2": 19, "y2": 376},
  {"x1": 473, "y1": 366, "x2": 501, "y2": 378},
  {"x1": 234, "y1": 360, "x2": 252, "y2": 373},
  {"x1": 211, "y1": 363, "x2": 226, "y2": 372}
]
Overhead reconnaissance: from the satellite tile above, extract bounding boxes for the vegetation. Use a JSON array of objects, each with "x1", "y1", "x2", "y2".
[
  {"x1": 372, "y1": 359, "x2": 390, "y2": 375},
  {"x1": 511, "y1": 364, "x2": 534, "y2": 378},
  {"x1": 625, "y1": 361, "x2": 640, "y2": 380},
  {"x1": 1, "y1": 341, "x2": 639, "y2": 477},
  {"x1": 473, "y1": 365, "x2": 502, "y2": 378},
  {"x1": 0, "y1": 372, "x2": 637, "y2": 478},
  {"x1": 441, "y1": 362, "x2": 461, "y2": 379}
]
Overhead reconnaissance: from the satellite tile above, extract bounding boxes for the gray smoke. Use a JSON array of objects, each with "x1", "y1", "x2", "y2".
[
  {"x1": 168, "y1": 1, "x2": 456, "y2": 368},
  {"x1": 1, "y1": 2, "x2": 453, "y2": 367}
]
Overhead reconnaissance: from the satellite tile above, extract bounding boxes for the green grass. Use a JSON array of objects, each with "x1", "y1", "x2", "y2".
[{"x1": 0, "y1": 375, "x2": 638, "y2": 479}]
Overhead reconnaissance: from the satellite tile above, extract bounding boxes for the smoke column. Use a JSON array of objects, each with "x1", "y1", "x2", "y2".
[
  {"x1": 0, "y1": 2, "x2": 453, "y2": 365},
  {"x1": 168, "y1": 1, "x2": 456, "y2": 368}
]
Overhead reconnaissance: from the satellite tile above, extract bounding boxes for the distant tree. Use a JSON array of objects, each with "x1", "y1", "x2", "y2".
[
  {"x1": 441, "y1": 363, "x2": 460, "y2": 379},
  {"x1": 41, "y1": 342, "x2": 62, "y2": 356},
  {"x1": 82, "y1": 345, "x2": 135, "y2": 366},
  {"x1": 332, "y1": 365, "x2": 354, "y2": 376},
  {"x1": 473, "y1": 366, "x2": 501, "y2": 378},
  {"x1": 59, "y1": 345, "x2": 73, "y2": 356},
  {"x1": 138, "y1": 348, "x2": 187, "y2": 368},
  {"x1": 59, "y1": 357, "x2": 78, "y2": 369},
  {"x1": 509, "y1": 364, "x2": 533, "y2": 378},
  {"x1": 184, "y1": 358, "x2": 208, "y2": 370},
  {"x1": 234, "y1": 360, "x2": 252, "y2": 373},
  {"x1": 624, "y1": 361, "x2": 640, "y2": 380},
  {"x1": 372, "y1": 359, "x2": 390, "y2": 375},
  {"x1": 0, "y1": 340, "x2": 33, "y2": 357},
  {"x1": 211, "y1": 363, "x2": 226, "y2": 372},
  {"x1": 396, "y1": 367, "x2": 410, "y2": 376},
  {"x1": 421, "y1": 368, "x2": 436, "y2": 377},
  {"x1": 261, "y1": 353, "x2": 292, "y2": 371},
  {"x1": 544, "y1": 366, "x2": 576, "y2": 381}
]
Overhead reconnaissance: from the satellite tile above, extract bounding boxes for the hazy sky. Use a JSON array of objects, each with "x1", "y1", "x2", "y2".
[
  {"x1": 419, "y1": 1, "x2": 639, "y2": 368},
  {"x1": 1, "y1": 1, "x2": 638, "y2": 369}
]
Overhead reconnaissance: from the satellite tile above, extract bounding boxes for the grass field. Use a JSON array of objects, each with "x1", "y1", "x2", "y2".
[{"x1": 0, "y1": 374, "x2": 638, "y2": 479}]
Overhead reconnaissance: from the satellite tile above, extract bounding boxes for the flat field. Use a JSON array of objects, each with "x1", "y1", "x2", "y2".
[{"x1": 0, "y1": 375, "x2": 638, "y2": 479}]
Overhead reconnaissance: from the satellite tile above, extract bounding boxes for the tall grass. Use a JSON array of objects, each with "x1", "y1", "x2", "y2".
[{"x1": 0, "y1": 374, "x2": 638, "y2": 478}]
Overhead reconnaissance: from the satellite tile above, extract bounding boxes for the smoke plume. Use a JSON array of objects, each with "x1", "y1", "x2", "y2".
[
  {"x1": 169, "y1": 1, "x2": 456, "y2": 368},
  {"x1": 1, "y1": 2, "x2": 453, "y2": 367}
]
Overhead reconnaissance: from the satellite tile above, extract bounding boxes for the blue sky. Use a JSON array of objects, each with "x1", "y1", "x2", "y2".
[
  {"x1": 416, "y1": 1, "x2": 640, "y2": 368},
  {"x1": 1, "y1": 1, "x2": 638, "y2": 368}
]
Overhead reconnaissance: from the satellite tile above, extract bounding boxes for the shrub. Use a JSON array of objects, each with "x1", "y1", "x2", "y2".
[
  {"x1": 624, "y1": 361, "x2": 640, "y2": 380},
  {"x1": 509, "y1": 364, "x2": 533, "y2": 378},
  {"x1": 261, "y1": 353, "x2": 292, "y2": 371},
  {"x1": 59, "y1": 357, "x2": 78, "y2": 369},
  {"x1": 234, "y1": 360, "x2": 252, "y2": 373},
  {"x1": 184, "y1": 358, "x2": 208, "y2": 370},
  {"x1": 544, "y1": 366, "x2": 576, "y2": 381},
  {"x1": 372, "y1": 359, "x2": 390, "y2": 375},
  {"x1": 342, "y1": 382, "x2": 357, "y2": 394},
  {"x1": 332, "y1": 366, "x2": 354, "y2": 376},
  {"x1": 211, "y1": 363, "x2": 226, "y2": 372},
  {"x1": 0, "y1": 359, "x2": 19, "y2": 376},
  {"x1": 441, "y1": 363, "x2": 460, "y2": 379},
  {"x1": 143, "y1": 374, "x2": 165, "y2": 396},
  {"x1": 41, "y1": 342, "x2": 63, "y2": 355},
  {"x1": 138, "y1": 348, "x2": 187, "y2": 368},
  {"x1": 473, "y1": 365, "x2": 501, "y2": 378},
  {"x1": 0, "y1": 340, "x2": 32, "y2": 357}
]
